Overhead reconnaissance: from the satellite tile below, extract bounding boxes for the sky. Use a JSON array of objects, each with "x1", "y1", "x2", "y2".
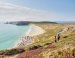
[{"x1": 0, "y1": 0, "x2": 75, "y2": 22}]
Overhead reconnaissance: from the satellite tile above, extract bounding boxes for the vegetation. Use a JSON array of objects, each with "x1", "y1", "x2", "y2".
[
  {"x1": 0, "y1": 48, "x2": 25, "y2": 56},
  {"x1": 72, "y1": 48, "x2": 75, "y2": 57},
  {"x1": 5, "y1": 21, "x2": 57, "y2": 26},
  {"x1": 29, "y1": 45, "x2": 42, "y2": 50},
  {"x1": 22, "y1": 24, "x2": 75, "y2": 58},
  {"x1": 1, "y1": 24, "x2": 75, "y2": 58}
]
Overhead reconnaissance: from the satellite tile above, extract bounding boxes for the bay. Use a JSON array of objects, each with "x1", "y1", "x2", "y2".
[{"x1": 0, "y1": 24, "x2": 29, "y2": 50}]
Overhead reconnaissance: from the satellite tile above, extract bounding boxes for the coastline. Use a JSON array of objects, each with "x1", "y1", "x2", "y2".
[
  {"x1": 0, "y1": 24, "x2": 29, "y2": 50},
  {"x1": 25, "y1": 24, "x2": 45, "y2": 36},
  {"x1": 14, "y1": 24, "x2": 45, "y2": 48}
]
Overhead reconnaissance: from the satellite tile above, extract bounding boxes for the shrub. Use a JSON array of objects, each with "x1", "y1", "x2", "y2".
[
  {"x1": 44, "y1": 43, "x2": 52, "y2": 45},
  {"x1": 63, "y1": 36, "x2": 68, "y2": 38},
  {"x1": 58, "y1": 51, "x2": 63, "y2": 56},
  {"x1": 0, "y1": 48, "x2": 25, "y2": 56},
  {"x1": 72, "y1": 48, "x2": 75, "y2": 57},
  {"x1": 29, "y1": 45, "x2": 42, "y2": 50}
]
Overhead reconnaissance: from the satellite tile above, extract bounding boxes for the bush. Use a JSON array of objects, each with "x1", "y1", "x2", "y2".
[
  {"x1": 44, "y1": 43, "x2": 52, "y2": 45},
  {"x1": 29, "y1": 45, "x2": 42, "y2": 50},
  {"x1": 0, "y1": 48, "x2": 25, "y2": 56},
  {"x1": 0, "y1": 50, "x2": 5, "y2": 55},
  {"x1": 63, "y1": 36, "x2": 68, "y2": 38},
  {"x1": 58, "y1": 51, "x2": 63, "y2": 55},
  {"x1": 72, "y1": 48, "x2": 75, "y2": 57}
]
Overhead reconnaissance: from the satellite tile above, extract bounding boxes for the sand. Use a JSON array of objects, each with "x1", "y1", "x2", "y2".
[
  {"x1": 25, "y1": 24, "x2": 45, "y2": 36},
  {"x1": 14, "y1": 24, "x2": 45, "y2": 48}
]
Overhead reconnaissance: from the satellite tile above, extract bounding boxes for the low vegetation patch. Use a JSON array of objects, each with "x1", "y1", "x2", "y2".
[
  {"x1": 29, "y1": 45, "x2": 42, "y2": 50},
  {"x1": 0, "y1": 48, "x2": 25, "y2": 56}
]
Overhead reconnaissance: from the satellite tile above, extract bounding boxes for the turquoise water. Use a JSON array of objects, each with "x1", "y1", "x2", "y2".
[{"x1": 0, "y1": 24, "x2": 29, "y2": 50}]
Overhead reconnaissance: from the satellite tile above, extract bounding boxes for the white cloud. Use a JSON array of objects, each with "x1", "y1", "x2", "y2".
[
  {"x1": 63, "y1": 18, "x2": 75, "y2": 21},
  {"x1": 0, "y1": 1, "x2": 75, "y2": 22},
  {"x1": 0, "y1": 1, "x2": 62, "y2": 22}
]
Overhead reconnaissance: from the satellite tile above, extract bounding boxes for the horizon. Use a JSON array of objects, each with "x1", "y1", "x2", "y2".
[{"x1": 0, "y1": 0, "x2": 75, "y2": 22}]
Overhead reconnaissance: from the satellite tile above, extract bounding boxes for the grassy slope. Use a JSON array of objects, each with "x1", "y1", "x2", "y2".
[
  {"x1": 1, "y1": 23, "x2": 75, "y2": 58},
  {"x1": 26, "y1": 24, "x2": 75, "y2": 58},
  {"x1": 17, "y1": 23, "x2": 75, "y2": 58}
]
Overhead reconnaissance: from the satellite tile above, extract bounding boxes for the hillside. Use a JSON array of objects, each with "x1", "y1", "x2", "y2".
[
  {"x1": 0, "y1": 23, "x2": 75, "y2": 58},
  {"x1": 5, "y1": 21, "x2": 57, "y2": 26},
  {"x1": 16, "y1": 24, "x2": 75, "y2": 58}
]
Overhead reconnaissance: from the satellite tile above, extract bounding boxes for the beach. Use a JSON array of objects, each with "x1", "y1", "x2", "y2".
[{"x1": 14, "y1": 24, "x2": 45, "y2": 48}]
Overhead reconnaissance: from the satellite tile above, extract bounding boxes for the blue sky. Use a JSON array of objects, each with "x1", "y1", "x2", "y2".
[
  {"x1": 0, "y1": 0, "x2": 75, "y2": 22},
  {"x1": 5, "y1": 0, "x2": 75, "y2": 16}
]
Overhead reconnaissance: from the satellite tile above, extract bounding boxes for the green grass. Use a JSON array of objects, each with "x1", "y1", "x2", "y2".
[
  {"x1": 29, "y1": 24, "x2": 75, "y2": 58},
  {"x1": 56, "y1": 32, "x2": 75, "y2": 48}
]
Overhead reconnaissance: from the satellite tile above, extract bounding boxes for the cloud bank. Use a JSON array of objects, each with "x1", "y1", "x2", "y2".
[
  {"x1": 0, "y1": 1, "x2": 75, "y2": 22},
  {"x1": 0, "y1": 2, "x2": 62, "y2": 22}
]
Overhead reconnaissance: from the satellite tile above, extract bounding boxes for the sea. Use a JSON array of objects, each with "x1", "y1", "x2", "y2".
[{"x1": 0, "y1": 24, "x2": 29, "y2": 50}]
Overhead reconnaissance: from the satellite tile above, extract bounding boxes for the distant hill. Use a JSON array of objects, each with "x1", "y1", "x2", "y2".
[
  {"x1": 5, "y1": 21, "x2": 57, "y2": 26},
  {"x1": 57, "y1": 21, "x2": 75, "y2": 24}
]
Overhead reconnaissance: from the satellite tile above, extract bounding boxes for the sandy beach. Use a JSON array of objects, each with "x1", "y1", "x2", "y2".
[
  {"x1": 25, "y1": 24, "x2": 45, "y2": 36},
  {"x1": 14, "y1": 24, "x2": 45, "y2": 48}
]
